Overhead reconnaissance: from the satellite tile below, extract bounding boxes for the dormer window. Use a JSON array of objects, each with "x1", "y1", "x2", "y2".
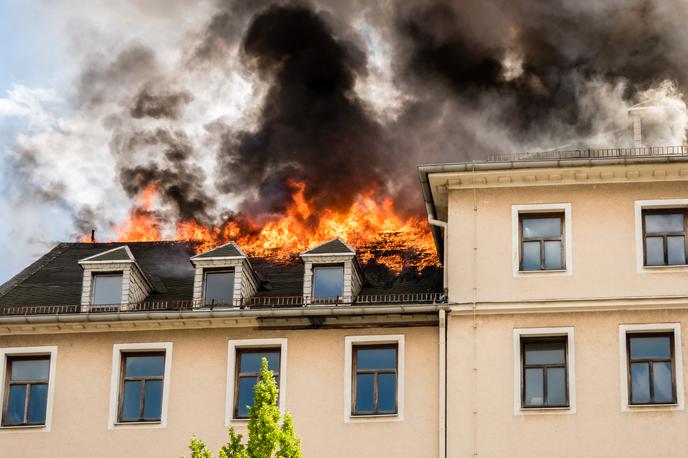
[
  {"x1": 91, "y1": 273, "x2": 123, "y2": 306},
  {"x1": 203, "y1": 270, "x2": 235, "y2": 306},
  {"x1": 312, "y1": 265, "x2": 344, "y2": 300}
]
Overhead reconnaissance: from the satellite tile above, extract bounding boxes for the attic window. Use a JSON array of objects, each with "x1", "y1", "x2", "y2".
[
  {"x1": 92, "y1": 273, "x2": 123, "y2": 306},
  {"x1": 312, "y1": 265, "x2": 344, "y2": 300},
  {"x1": 203, "y1": 270, "x2": 235, "y2": 306}
]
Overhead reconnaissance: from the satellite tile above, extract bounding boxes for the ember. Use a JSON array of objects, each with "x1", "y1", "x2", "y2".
[{"x1": 86, "y1": 180, "x2": 440, "y2": 273}]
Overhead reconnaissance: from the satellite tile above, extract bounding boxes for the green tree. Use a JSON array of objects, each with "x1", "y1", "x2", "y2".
[{"x1": 183, "y1": 358, "x2": 302, "y2": 458}]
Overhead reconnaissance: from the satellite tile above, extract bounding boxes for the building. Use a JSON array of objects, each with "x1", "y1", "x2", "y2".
[{"x1": 0, "y1": 145, "x2": 686, "y2": 457}]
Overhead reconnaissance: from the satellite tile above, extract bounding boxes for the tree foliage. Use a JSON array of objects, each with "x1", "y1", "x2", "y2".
[{"x1": 183, "y1": 358, "x2": 302, "y2": 458}]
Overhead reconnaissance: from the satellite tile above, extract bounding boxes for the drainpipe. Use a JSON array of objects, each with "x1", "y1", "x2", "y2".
[
  {"x1": 428, "y1": 218, "x2": 448, "y2": 292},
  {"x1": 438, "y1": 309, "x2": 447, "y2": 458}
]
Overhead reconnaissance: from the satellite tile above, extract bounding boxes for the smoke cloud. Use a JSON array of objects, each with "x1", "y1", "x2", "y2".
[{"x1": 2, "y1": 0, "x2": 688, "y2": 251}]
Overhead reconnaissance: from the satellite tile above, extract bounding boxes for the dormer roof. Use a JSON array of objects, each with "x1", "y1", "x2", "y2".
[
  {"x1": 78, "y1": 246, "x2": 135, "y2": 264},
  {"x1": 300, "y1": 238, "x2": 355, "y2": 257},
  {"x1": 190, "y1": 242, "x2": 246, "y2": 261}
]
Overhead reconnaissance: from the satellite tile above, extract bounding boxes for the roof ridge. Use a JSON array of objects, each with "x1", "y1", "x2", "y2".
[{"x1": 0, "y1": 243, "x2": 69, "y2": 299}]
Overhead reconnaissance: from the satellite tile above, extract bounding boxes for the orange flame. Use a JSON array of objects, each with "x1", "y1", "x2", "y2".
[{"x1": 89, "y1": 180, "x2": 440, "y2": 273}]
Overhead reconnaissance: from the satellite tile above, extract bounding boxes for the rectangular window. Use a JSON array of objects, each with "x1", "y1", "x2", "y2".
[
  {"x1": 2, "y1": 356, "x2": 51, "y2": 426},
  {"x1": 92, "y1": 273, "x2": 123, "y2": 306},
  {"x1": 642, "y1": 209, "x2": 687, "y2": 266},
  {"x1": 519, "y1": 213, "x2": 565, "y2": 271},
  {"x1": 521, "y1": 338, "x2": 568, "y2": 408},
  {"x1": 234, "y1": 349, "x2": 280, "y2": 419},
  {"x1": 627, "y1": 333, "x2": 676, "y2": 405},
  {"x1": 312, "y1": 265, "x2": 344, "y2": 300},
  {"x1": 352, "y1": 345, "x2": 398, "y2": 416},
  {"x1": 118, "y1": 352, "x2": 166, "y2": 423},
  {"x1": 203, "y1": 270, "x2": 235, "y2": 306}
]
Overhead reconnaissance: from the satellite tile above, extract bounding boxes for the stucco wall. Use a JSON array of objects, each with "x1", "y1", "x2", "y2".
[
  {"x1": 0, "y1": 325, "x2": 438, "y2": 458},
  {"x1": 446, "y1": 309, "x2": 688, "y2": 457},
  {"x1": 447, "y1": 181, "x2": 688, "y2": 303}
]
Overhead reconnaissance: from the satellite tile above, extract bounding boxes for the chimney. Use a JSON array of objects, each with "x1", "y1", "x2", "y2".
[{"x1": 90, "y1": 229, "x2": 96, "y2": 243}]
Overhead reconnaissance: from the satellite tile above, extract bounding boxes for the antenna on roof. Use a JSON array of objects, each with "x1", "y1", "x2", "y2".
[{"x1": 90, "y1": 229, "x2": 96, "y2": 243}]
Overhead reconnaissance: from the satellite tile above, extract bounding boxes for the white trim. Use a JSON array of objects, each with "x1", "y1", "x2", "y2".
[
  {"x1": 634, "y1": 199, "x2": 688, "y2": 273},
  {"x1": 226, "y1": 338, "x2": 288, "y2": 426},
  {"x1": 513, "y1": 327, "x2": 576, "y2": 416},
  {"x1": 511, "y1": 203, "x2": 573, "y2": 277},
  {"x1": 79, "y1": 246, "x2": 135, "y2": 264},
  {"x1": 108, "y1": 342, "x2": 173, "y2": 430},
  {"x1": 190, "y1": 241, "x2": 247, "y2": 261},
  {"x1": 0, "y1": 346, "x2": 58, "y2": 432},
  {"x1": 344, "y1": 334, "x2": 405, "y2": 423},
  {"x1": 618, "y1": 323, "x2": 684, "y2": 412}
]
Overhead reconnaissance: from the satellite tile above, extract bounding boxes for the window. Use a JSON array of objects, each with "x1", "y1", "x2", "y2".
[
  {"x1": 627, "y1": 333, "x2": 676, "y2": 405},
  {"x1": 203, "y1": 270, "x2": 235, "y2": 306},
  {"x1": 108, "y1": 343, "x2": 172, "y2": 429},
  {"x1": 118, "y1": 353, "x2": 165, "y2": 422},
  {"x1": 312, "y1": 265, "x2": 344, "y2": 300},
  {"x1": 344, "y1": 335, "x2": 404, "y2": 422},
  {"x1": 92, "y1": 273, "x2": 123, "y2": 306},
  {"x1": 521, "y1": 338, "x2": 568, "y2": 408},
  {"x1": 3, "y1": 357, "x2": 50, "y2": 426},
  {"x1": 513, "y1": 328, "x2": 575, "y2": 415},
  {"x1": 234, "y1": 349, "x2": 280, "y2": 419},
  {"x1": 519, "y1": 213, "x2": 565, "y2": 271},
  {"x1": 619, "y1": 324, "x2": 684, "y2": 411},
  {"x1": 642, "y1": 209, "x2": 687, "y2": 266},
  {"x1": 226, "y1": 339, "x2": 287, "y2": 425},
  {"x1": 352, "y1": 345, "x2": 398, "y2": 415},
  {"x1": 0, "y1": 346, "x2": 57, "y2": 431}
]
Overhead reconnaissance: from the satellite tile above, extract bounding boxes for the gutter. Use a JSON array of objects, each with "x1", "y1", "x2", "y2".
[
  {"x1": 0, "y1": 304, "x2": 451, "y2": 325},
  {"x1": 438, "y1": 309, "x2": 447, "y2": 458},
  {"x1": 428, "y1": 218, "x2": 448, "y2": 291}
]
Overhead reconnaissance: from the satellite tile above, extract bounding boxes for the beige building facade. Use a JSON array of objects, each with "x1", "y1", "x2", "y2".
[{"x1": 0, "y1": 147, "x2": 686, "y2": 457}]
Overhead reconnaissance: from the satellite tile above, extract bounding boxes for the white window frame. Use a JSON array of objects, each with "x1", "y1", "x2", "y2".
[
  {"x1": 512, "y1": 203, "x2": 573, "y2": 277},
  {"x1": 634, "y1": 199, "x2": 688, "y2": 273},
  {"x1": 344, "y1": 334, "x2": 405, "y2": 423},
  {"x1": 513, "y1": 327, "x2": 575, "y2": 416},
  {"x1": 226, "y1": 338, "x2": 288, "y2": 425},
  {"x1": 0, "y1": 346, "x2": 58, "y2": 432},
  {"x1": 108, "y1": 342, "x2": 173, "y2": 429},
  {"x1": 203, "y1": 269, "x2": 236, "y2": 306},
  {"x1": 618, "y1": 323, "x2": 684, "y2": 412},
  {"x1": 91, "y1": 272, "x2": 124, "y2": 306}
]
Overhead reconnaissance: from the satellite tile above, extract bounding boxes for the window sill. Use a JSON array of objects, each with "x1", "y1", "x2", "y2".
[
  {"x1": 640, "y1": 264, "x2": 688, "y2": 272},
  {"x1": 0, "y1": 424, "x2": 47, "y2": 430},
  {"x1": 514, "y1": 269, "x2": 571, "y2": 278},
  {"x1": 517, "y1": 406, "x2": 574, "y2": 416},
  {"x1": 345, "y1": 413, "x2": 402, "y2": 423},
  {"x1": 110, "y1": 420, "x2": 164, "y2": 430},
  {"x1": 624, "y1": 402, "x2": 681, "y2": 412}
]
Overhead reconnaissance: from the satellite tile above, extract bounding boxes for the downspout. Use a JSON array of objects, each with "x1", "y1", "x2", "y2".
[
  {"x1": 428, "y1": 218, "x2": 448, "y2": 292},
  {"x1": 438, "y1": 308, "x2": 447, "y2": 458}
]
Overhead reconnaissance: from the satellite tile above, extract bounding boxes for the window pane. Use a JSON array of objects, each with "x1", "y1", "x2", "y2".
[
  {"x1": 547, "y1": 367, "x2": 567, "y2": 405},
  {"x1": 143, "y1": 380, "x2": 163, "y2": 420},
  {"x1": 356, "y1": 347, "x2": 396, "y2": 370},
  {"x1": 522, "y1": 217, "x2": 561, "y2": 238},
  {"x1": 524, "y1": 368, "x2": 544, "y2": 406},
  {"x1": 524, "y1": 341, "x2": 565, "y2": 365},
  {"x1": 204, "y1": 271, "x2": 234, "y2": 305},
  {"x1": 92, "y1": 275, "x2": 123, "y2": 305},
  {"x1": 313, "y1": 266, "x2": 344, "y2": 299},
  {"x1": 522, "y1": 241, "x2": 541, "y2": 271},
  {"x1": 544, "y1": 241, "x2": 563, "y2": 270},
  {"x1": 378, "y1": 373, "x2": 397, "y2": 413},
  {"x1": 630, "y1": 362, "x2": 650, "y2": 404},
  {"x1": 667, "y1": 236, "x2": 686, "y2": 265},
  {"x1": 121, "y1": 380, "x2": 142, "y2": 421},
  {"x1": 125, "y1": 355, "x2": 165, "y2": 377},
  {"x1": 27, "y1": 384, "x2": 48, "y2": 424},
  {"x1": 645, "y1": 213, "x2": 684, "y2": 233},
  {"x1": 237, "y1": 377, "x2": 257, "y2": 418},
  {"x1": 11, "y1": 358, "x2": 49, "y2": 381},
  {"x1": 239, "y1": 351, "x2": 280, "y2": 374},
  {"x1": 355, "y1": 373, "x2": 375, "y2": 413},
  {"x1": 5, "y1": 384, "x2": 27, "y2": 425},
  {"x1": 629, "y1": 336, "x2": 671, "y2": 359},
  {"x1": 645, "y1": 237, "x2": 665, "y2": 266},
  {"x1": 653, "y1": 362, "x2": 674, "y2": 403}
]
